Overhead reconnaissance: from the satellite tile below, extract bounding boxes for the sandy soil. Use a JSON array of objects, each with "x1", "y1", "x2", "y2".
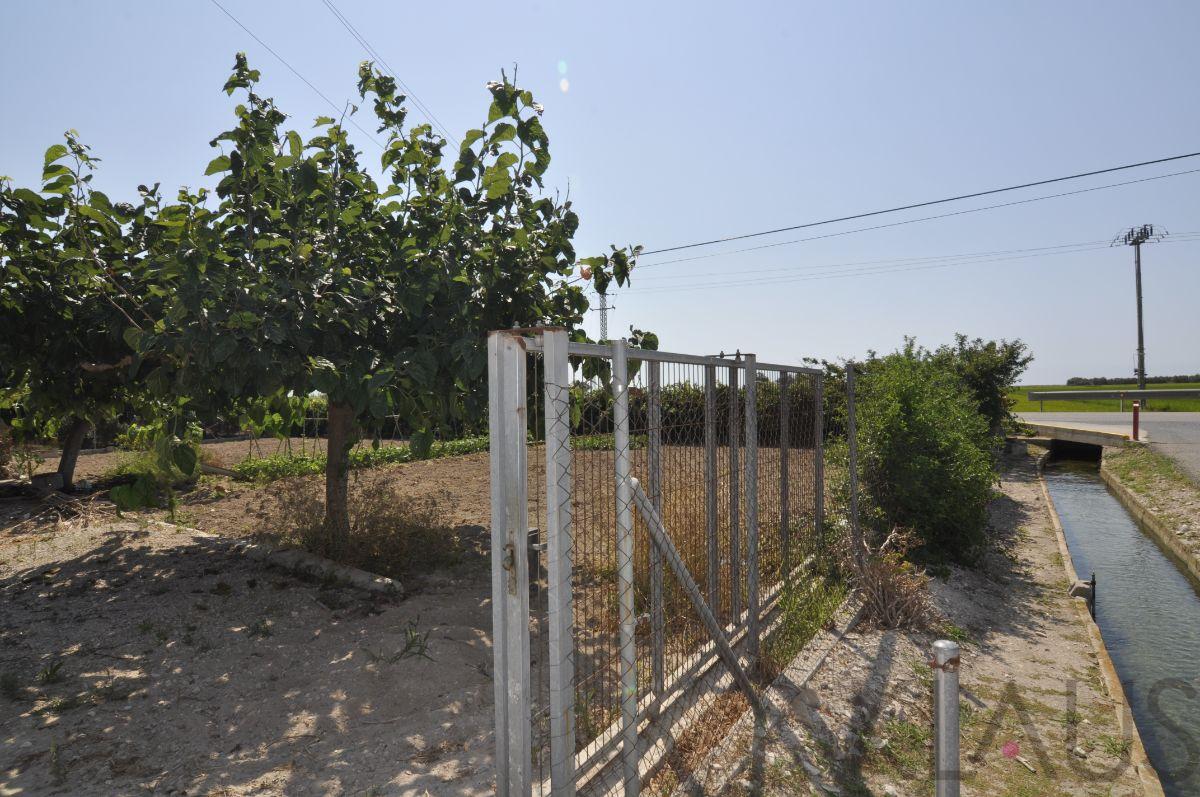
[
  {"x1": 682, "y1": 452, "x2": 1148, "y2": 796},
  {"x1": 0, "y1": 520, "x2": 496, "y2": 796}
]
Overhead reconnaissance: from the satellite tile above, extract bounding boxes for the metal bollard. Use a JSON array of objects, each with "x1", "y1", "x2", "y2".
[
  {"x1": 932, "y1": 640, "x2": 960, "y2": 797},
  {"x1": 1132, "y1": 401, "x2": 1140, "y2": 441}
]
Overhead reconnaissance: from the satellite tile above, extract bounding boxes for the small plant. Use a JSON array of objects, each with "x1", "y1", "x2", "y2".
[
  {"x1": 939, "y1": 623, "x2": 972, "y2": 646},
  {"x1": 247, "y1": 618, "x2": 273, "y2": 638},
  {"x1": 13, "y1": 446, "x2": 45, "y2": 481},
  {"x1": 35, "y1": 661, "x2": 65, "y2": 685},
  {"x1": 41, "y1": 694, "x2": 80, "y2": 714},
  {"x1": 1097, "y1": 734, "x2": 1132, "y2": 758},
  {"x1": 1061, "y1": 709, "x2": 1082, "y2": 727},
  {"x1": 211, "y1": 581, "x2": 233, "y2": 597},
  {"x1": 360, "y1": 621, "x2": 433, "y2": 664},
  {"x1": 851, "y1": 528, "x2": 936, "y2": 630}
]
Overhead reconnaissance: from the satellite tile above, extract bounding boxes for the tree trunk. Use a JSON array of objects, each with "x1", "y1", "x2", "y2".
[
  {"x1": 57, "y1": 417, "x2": 91, "y2": 491},
  {"x1": 323, "y1": 402, "x2": 358, "y2": 556}
]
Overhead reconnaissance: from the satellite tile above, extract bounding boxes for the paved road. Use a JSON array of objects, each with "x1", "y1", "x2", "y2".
[{"x1": 1018, "y1": 411, "x2": 1200, "y2": 483}]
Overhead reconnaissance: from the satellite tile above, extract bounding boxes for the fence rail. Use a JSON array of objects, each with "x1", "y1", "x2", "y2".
[{"x1": 490, "y1": 328, "x2": 855, "y2": 795}]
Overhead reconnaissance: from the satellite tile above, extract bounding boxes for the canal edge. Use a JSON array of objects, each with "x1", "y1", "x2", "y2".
[
  {"x1": 1098, "y1": 454, "x2": 1200, "y2": 588},
  {"x1": 1036, "y1": 459, "x2": 1166, "y2": 797}
]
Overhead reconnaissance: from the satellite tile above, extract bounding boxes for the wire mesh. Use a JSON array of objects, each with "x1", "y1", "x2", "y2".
[{"x1": 505, "y1": 334, "x2": 847, "y2": 795}]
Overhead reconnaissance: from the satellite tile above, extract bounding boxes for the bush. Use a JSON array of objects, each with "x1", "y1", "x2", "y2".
[
  {"x1": 857, "y1": 351, "x2": 995, "y2": 560},
  {"x1": 929, "y1": 334, "x2": 1032, "y2": 437}
]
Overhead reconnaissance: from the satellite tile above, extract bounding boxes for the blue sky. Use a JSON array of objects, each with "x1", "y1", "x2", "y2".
[{"x1": 3, "y1": 1, "x2": 1198, "y2": 383}]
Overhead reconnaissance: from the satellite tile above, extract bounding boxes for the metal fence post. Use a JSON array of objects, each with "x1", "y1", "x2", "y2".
[
  {"x1": 728, "y1": 360, "x2": 742, "y2": 621},
  {"x1": 612, "y1": 338, "x2": 640, "y2": 796},
  {"x1": 846, "y1": 363, "x2": 863, "y2": 567},
  {"x1": 647, "y1": 360, "x2": 666, "y2": 697},
  {"x1": 744, "y1": 355, "x2": 760, "y2": 662},
  {"x1": 488, "y1": 331, "x2": 532, "y2": 796},
  {"x1": 933, "y1": 640, "x2": 961, "y2": 797},
  {"x1": 814, "y1": 374, "x2": 825, "y2": 556},
  {"x1": 779, "y1": 373, "x2": 791, "y2": 569},
  {"x1": 704, "y1": 364, "x2": 719, "y2": 611},
  {"x1": 543, "y1": 329, "x2": 576, "y2": 796}
]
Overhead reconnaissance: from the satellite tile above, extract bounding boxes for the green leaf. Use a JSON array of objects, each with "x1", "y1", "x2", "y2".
[
  {"x1": 172, "y1": 444, "x2": 198, "y2": 476},
  {"x1": 205, "y1": 154, "x2": 232, "y2": 175},
  {"x1": 43, "y1": 144, "x2": 69, "y2": 167}
]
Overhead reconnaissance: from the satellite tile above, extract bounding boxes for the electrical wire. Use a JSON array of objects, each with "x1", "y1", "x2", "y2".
[
  {"x1": 641, "y1": 152, "x2": 1200, "y2": 257},
  {"x1": 207, "y1": 0, "x2": 385, "y2": 150},
  {"x1": 624, "y1": 234, "x2": 1200, "y2": 295},
  {"x1": 637, "y1": 167, "x2": 1200, "y2": 269},
  {"x1": 319, "y1": 0, "x2": 459, "y2": 146}
]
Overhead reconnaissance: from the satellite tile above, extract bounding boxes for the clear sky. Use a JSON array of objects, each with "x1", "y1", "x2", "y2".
[{"x1": 3, "y1": 1, "x2": 1198, "y2": 383}]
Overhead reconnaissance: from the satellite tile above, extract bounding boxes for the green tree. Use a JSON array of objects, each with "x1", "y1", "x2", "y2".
[
  {"x1": 930, "y1": 334, "x2": 1032, "y2": 437},
  {"x1": 0, "y1": 134, "x2": 163, "y2": 488},
  {"x1": 134, "y1": 55, "x2": 636, "y2": 554}
]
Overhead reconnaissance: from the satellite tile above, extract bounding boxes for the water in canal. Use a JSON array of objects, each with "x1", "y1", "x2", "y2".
[{"x1": 1043, "y1": 460, "x2": 1200, "y2": 797}]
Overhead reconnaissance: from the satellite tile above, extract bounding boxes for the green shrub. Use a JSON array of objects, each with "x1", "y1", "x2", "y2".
[
  {"x1": 857, "y1": 353, "x2": 995, "y2": 560},
  {"x1": 232, "y1": 435, "x2": 490, "y2": 483},
  {"x1": 929, "y1": 334, "x2": 1032, "y2": 436}
]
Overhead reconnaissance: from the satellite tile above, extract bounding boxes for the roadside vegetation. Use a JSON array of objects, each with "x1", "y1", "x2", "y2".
[{"x1": 1009, "y1": 381, "x2": 1200, "y2": 412}]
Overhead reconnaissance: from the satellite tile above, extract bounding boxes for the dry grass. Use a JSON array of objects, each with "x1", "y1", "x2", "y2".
[
  {"x1": 849, "y1": 527, "x2": 936, "y2": 630},
  {"x1": 260, "y1": 477, "x2": 467, "y2": 581}
]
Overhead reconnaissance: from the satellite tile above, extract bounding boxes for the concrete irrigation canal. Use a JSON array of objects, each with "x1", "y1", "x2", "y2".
[{"x1": 1044, "y1": 458, "x2": 1200, "y2": 797}]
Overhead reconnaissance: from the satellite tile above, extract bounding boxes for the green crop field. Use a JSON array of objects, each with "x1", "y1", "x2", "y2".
[{"x1": 1009, "y1": 383, "x2": 1200, "y2": 413}]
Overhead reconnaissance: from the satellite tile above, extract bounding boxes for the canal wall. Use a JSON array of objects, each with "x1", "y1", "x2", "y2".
[
  {"x1": 1099, "y1": 454, "x2": 1200, "y2": 588},
  {"x1": 1037, "y1": 466, "x2": 1166, "y2": 797}
]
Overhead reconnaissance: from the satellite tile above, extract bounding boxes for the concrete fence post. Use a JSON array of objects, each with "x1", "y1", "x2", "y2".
[
  {"x1": 932, "y1": 639, "x2": 961, "y2": 797},
  {"x1": 488, "y1": 331, "x2": 532, "y2": 796},
  {"x1": 612, "y1": 338, "x2": 640, "y2": 797}
]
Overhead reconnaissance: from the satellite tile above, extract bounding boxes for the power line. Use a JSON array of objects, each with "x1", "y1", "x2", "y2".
[
  {"x1": 319, "y1": 0, "x2": 459, "y2": 146},
  {"x1": 624, "y1": 235, "x2": 1200, "y2": 295},
  {"x1": 207, "y1": 0, "x2": 385, "y2": 151},
  {"x1": 633, "y1": 239, "x2": 1112, "y2": 282},
  {"x1": 641, "y1": 151, "x2": 1200, "y2": 257},
  {"x1": 638, "y1": 167, "x2": 1200, "y2": 269}
]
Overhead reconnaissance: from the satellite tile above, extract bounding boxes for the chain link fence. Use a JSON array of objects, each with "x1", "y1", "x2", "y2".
[{"x1": 490, "y1": 329, "x2": 859, "y2": 796}]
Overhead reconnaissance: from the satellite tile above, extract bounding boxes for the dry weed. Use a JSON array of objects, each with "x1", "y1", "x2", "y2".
[
  {"x1": 262, "y1": 477, "x2": 464, "y2": 580},
  {"x1": 850, "y1": 527, "x2": 936, "y2": 629}
]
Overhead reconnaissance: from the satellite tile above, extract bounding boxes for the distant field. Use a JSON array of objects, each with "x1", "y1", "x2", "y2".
[{"x1": 1009, "y1": 382, "x2": 1200, "y2": 412}]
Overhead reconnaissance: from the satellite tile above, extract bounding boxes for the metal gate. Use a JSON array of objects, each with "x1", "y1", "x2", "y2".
[{"x1": 488, "y1": 328, "x2": 826, "y2": 795}]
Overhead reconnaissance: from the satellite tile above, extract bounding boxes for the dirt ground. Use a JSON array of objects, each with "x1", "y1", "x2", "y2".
[
  {"x1": 0, "y1": 519, "x2": 496, "y2": 796},
  {"x1": 682, "y1": 452, "x2": 1149, "y2": 796}
]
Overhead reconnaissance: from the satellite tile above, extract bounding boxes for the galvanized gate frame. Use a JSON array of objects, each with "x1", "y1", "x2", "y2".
[{"x1": 489, "y1": 328, "x2": 825, "y2": 796}]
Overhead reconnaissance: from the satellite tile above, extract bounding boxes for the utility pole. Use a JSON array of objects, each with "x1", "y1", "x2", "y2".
[
  {"x1": 1112, "y1": 224, "x2": 1167, "y2": 391},
  {"x1": 596, "y1": 290, "x2": 612, "y2": 341}
]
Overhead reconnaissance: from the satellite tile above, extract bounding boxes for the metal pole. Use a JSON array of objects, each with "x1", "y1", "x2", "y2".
[
  {"x1": 933, "y1": 640, "x2": 961, "y2": 797},
  {"x1": 488, "y1": 331, "x2": 532, "y2": 796},
  {"x1": 611, "y1": 338, "x2": 640, "y2": 797},
  {"x1": 814, "y1": 375, "x2": 825, "y2": 556},
  {"x1": 542, "y1": 329, "x2": 576, "y2": 796},
  {"x1": 647, "y1": 360, "x2": 665, "y2": 697},
  {"x1": 1134, "y1": 241, "x2": 1146, "y2": 392},
  {"x1": 744, "y1": 354, "x2": 760, "y2": 662},
  {"x1": 630, "y1": 478, "x2": 764, "y2": 716},
  {"x1": 1133, "y1": 401, "x2": 1140, "y2": 442},
  {"x1": 728, "y1": 361, "x2": 742, "y2": 621},
  {"x1": 704, "y1": 364, "x2": 719, "y2": 611},
  {"x1": 846, "y1": 364, "x2": 862, "y2": 568},
  {"x1": 779, "y1": 373, "x2": 791, "y2": 569}
]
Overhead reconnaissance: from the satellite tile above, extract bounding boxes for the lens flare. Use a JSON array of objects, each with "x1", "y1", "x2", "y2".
[
  {"x1": 557, "y1": 59, "x2": 568, "y2": 75},
  {"x1": 559, "y1": 78, "x2": 570, "y2": 93}
]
